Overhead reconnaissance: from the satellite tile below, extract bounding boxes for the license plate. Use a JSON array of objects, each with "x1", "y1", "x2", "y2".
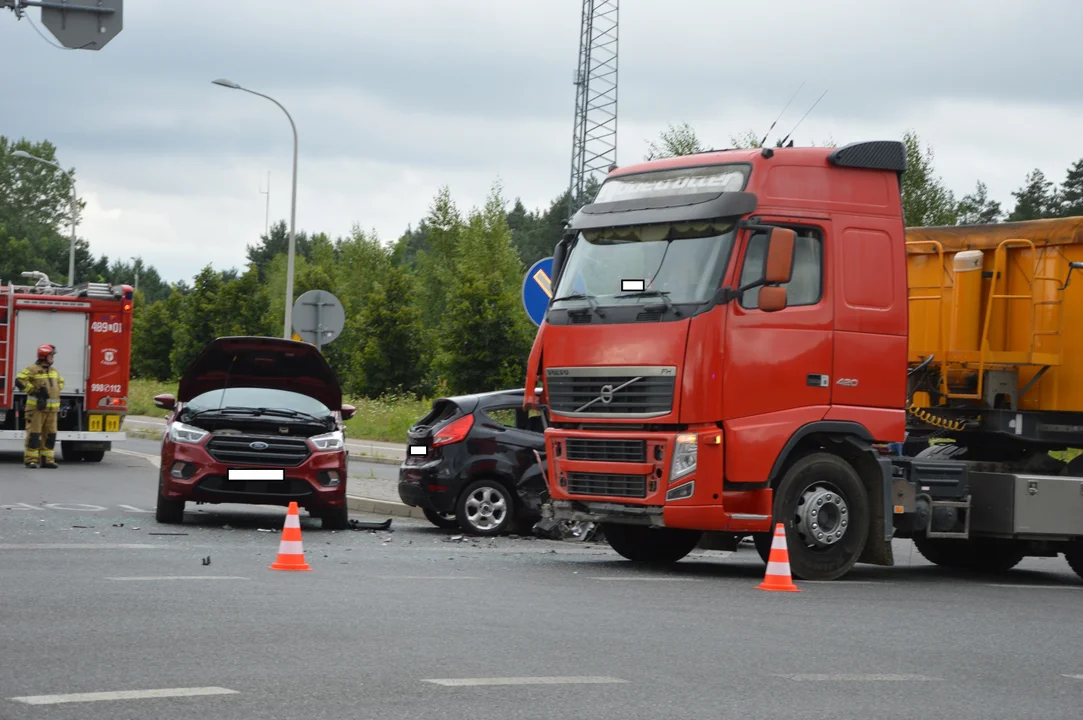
[{"x1": 228, "y1": 468, "x2": 285, "y2": 481}]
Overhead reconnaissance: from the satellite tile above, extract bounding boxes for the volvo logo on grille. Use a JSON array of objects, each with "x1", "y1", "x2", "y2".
[
  {"x1": 249, "y1": 441, "x2": 269, "y2": 450},
  {"x1": 599, "y1": 384, "x2": 615, "y2": 404}
]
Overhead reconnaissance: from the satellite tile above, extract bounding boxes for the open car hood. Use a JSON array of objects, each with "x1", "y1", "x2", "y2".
[{"x1": 176, "y1": 336, "x2": 343, "y2": 410}]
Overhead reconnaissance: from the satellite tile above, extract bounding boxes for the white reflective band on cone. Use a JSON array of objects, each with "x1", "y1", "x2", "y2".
[
  {"x1": 284, "y1": 513, "x2": 300, "y2": 529},
  {"x1": 766, "y1": 561, "x2": 791, "y2": 576},
  {"x1": 277, "y1": 541, "x2": 304, "y2": 555}
]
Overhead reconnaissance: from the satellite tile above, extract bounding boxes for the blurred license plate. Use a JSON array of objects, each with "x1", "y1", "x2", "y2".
[{"x1": 228, "y1": 469, "x2": 284, "y2": 481}]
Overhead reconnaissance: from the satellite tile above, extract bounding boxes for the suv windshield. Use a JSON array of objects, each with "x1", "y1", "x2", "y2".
[
  {"x1": 184, "y1": 387, "x2": 332, "y2": 418},
  {"x1": 551, "y1": 220, "x2": 738, "y2": 307}
]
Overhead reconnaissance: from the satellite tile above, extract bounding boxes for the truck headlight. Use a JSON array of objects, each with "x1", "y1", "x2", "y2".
[
  {"x1": 670, "y1": 433, "x2": 697, "y2": 481},
  {"x1": 311, "y1": 430, "x2": 345, "y2": 452},
  {"x1": 170, "y1": 422, "x2": 208, "y2": 445}
]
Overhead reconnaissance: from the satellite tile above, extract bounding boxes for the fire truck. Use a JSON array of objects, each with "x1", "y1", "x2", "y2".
[
  {"x1": 525, "y1": 140, "x2": 1083, "y2": 582},
  {"x1": 0, "y1": 272, "x2": 133, "y2": 461}
]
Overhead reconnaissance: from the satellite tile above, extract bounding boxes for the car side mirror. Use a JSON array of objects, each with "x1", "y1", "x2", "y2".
[
  {"x1": 341, "y1": 404, "x2": 356, "y2": 421},
  {"x1": 763, "y1": 227, "x2": 796, "y2": 284},
  {"x1": 153, "y1": 393, "x2": 176, "y2": 410}
]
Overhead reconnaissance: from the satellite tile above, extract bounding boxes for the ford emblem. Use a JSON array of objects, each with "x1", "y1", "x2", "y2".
[{"x1": 250, "y1": 441, "x2": 269, "y2": 450}]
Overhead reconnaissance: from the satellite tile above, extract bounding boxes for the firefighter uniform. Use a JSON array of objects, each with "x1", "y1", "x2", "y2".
[{"x1": 14, "y1": 345, "x2": 64, "y2": 469}]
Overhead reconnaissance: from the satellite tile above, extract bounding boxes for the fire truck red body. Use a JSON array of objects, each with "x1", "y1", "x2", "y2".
[{"x1": 0, "y1": 276, "x2": 133, "y2": 461}]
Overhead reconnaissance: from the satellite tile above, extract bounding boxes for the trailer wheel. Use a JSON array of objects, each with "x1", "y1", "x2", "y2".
[
  {"x1": 770, "y1": 452, "x2": 870, "y2": 581},
  {"x1": 913, "y1": 536, "x2": 1026, "y2": 573},
  {"x1": 601, "y1": 523, "x2": 703, "y2": 564},
  {"x1": 1064, "y1": 541, "x2": 1083, "y2": 581}
]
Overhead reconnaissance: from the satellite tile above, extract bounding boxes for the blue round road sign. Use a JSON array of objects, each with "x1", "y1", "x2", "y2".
[{"x1": 522, "y1": 257, "x2": 555, "y2": 326}]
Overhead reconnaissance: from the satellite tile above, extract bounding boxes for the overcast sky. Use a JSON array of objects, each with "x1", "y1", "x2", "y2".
[{"x1": 3, "y1": 0, "x2": 1082, "y2": 284}]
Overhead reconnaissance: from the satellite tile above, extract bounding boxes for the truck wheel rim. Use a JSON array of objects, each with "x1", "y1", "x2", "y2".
[
  {"x1": 796, "y1": 485, "x2": 848, "y2": 549},
  {"x1": 465, "y1": 486, "x2": 507, "y2": 531}
]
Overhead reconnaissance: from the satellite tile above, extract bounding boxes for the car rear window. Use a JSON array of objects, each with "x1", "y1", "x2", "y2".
[{"x1": 416, "y1": 400, "x2": 461, "y2": 429}]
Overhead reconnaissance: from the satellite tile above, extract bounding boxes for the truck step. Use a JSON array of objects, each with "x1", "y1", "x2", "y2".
[{"x1": 925, "y1": 496, "x2": 972, "y2": 539}]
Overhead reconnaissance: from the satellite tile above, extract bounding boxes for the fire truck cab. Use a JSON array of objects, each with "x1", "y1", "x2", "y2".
[{"x1": 0, "y1": 273, "x2": 132, "y2": 462}]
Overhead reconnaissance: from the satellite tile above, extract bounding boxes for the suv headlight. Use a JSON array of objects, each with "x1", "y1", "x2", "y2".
[
  {"x1": 670, "y1": 433, "x2": 697, "y2": 481},
  {"x1": 311, "y1": 430, "x2": 345, "y2": 452},
  {"x1": 170, "y1": 422, "x2": 208, "y2": 445}
]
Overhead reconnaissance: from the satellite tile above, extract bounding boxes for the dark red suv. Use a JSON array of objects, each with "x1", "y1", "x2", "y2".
[{"x1": 152, "y1": 336, "x2": 355, "y2": 529}]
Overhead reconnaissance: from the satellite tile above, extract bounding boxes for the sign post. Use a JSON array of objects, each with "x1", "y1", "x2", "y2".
[
  {"x1": 291, "y1": 290, "x2": 345, "y2": 351},
  {"x1": 5, "y1": 0, "x2": 125, "y2": 50},
  {"x1": 521, "y1": 257, "x2": 554, "y2": 327}
]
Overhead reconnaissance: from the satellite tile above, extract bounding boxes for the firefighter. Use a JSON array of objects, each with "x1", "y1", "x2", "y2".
[{"x1": 14, "y1": 344, "x2": 64, "y2": 469}]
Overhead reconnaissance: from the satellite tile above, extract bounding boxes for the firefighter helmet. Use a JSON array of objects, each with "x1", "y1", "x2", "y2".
[{"x1": 37, "y1": 344, "x2": 56, "y2": 361}]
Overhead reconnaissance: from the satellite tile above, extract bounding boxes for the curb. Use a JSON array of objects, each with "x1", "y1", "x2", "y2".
[
  {"x1": 349, "y1": 452, "x2": 401, "y2": 467},
  {"x1": 346, "y1": 494, "x2": 426, "y2": 520}
]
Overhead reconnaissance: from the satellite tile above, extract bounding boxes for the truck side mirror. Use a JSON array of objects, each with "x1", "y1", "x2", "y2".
[
  {"x1": 153, "y1": 393, "x2": 176, "y2": 410},
  {"x1": 764, "y1": 227, "x2": 796, "y2": 284},
  {"x1": 552, "y1": 237, "x2": 570, "y2": 291},
  {"x1": 758, "y1": 286, "x2": 788, "y2": 313}
]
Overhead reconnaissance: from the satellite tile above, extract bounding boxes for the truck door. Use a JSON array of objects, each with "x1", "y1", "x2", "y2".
[{"x1": 721, "y1": 220, "x2": 833, "y2": 482}]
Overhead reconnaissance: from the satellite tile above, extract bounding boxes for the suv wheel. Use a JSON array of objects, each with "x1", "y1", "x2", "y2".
[
  {"x1": 321, "y1": 505, "x2": 349, "y2": 531},
  {"x1": 456, "y1": 480, "x2": 513, "y2": 536},
  {"x1": 423, "y1": 508, "x2": 460, "y2": 530},
  {"x1": 155, "y1": 489, "x2": 185, "y2": 524}
]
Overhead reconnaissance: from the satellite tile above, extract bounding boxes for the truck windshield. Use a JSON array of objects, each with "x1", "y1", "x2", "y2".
[{"x1": 551, "y1": 220, "x2": 737, "y2": 307}]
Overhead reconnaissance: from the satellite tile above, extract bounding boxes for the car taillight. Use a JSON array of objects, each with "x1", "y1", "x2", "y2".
[{"x1": 432, "y1": 414, "x2": 474, "y2": 447}]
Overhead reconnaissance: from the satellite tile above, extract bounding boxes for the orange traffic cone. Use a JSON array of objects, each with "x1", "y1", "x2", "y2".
[
  {"x1": 757, "y1": 522, "x2": 800, "y2": 592},
  {"x1": 270, "y1": 501, "x2": 311, "y2": 571}
]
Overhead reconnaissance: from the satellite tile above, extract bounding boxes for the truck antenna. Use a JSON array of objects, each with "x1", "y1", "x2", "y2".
[
  {"x1": 778, "y1": 89, "x2": 828, "y2": 148},
  {"x1": 760, "y1": 80, "x2": 805, "y2": 148}
]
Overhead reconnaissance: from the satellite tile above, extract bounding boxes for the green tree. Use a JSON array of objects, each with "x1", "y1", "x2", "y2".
[
  {"x1": 214, "y1": 265, "x2": 272, "y2": 337},
  {"x1": 131, "y1": 288, "x2": 184, "y2": 380},
  {"x1": 1008, "y1": 169, "x2": 1059, "y2": 221},
  {"x1": 170, "y1": 266, "x2": 224, "y2": 376},
  {"x1": 246, "y1": 220, "x2": 313, "y2": 281},
  {"x1": 1057, "y1": 159, "x2": 1083, "y2": 218},
  {"x1": 956, "y1": 181, "x2": 1002, "y2": 225},
  {"x1": 901, "y1": 131, "x2": 958, "y2": 228},
  {"x1": 646, "y1": 122, "x2": 706, "y2": 160},
  {"x1": 353, "y1": 264, "x2": 428, "y2": 397}
]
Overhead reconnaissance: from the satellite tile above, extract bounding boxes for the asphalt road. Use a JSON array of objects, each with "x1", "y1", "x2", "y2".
[{"x1": 2, "y1": 441, "x2": 1083, "y2": 720}]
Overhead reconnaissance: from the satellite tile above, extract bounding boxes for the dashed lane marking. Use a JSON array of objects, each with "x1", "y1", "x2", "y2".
[
  {"x1": 375, "y1": 576, "x2": 484, "y2": 580},
  {"x1": 986, "y1": 584, "x2": 1082, "y2": 590},
  {"x1": 107, "y1": 576, "x2": 248, "y2": 581},
  {"x1": 9, "y1": 687, "x2": 239, "y2": 705},
  {"x1": 775, "y1": 673, "x2": 940, "y2": 682},
  {"x1": 422, "y1": 676, "x2": 628, "y2": 687},
  {"x1": 586, "y1": 576, "x2": 701, "y2": 582},
  {"x1": 0, "y1": 543, "x2": 164, "y2": 550}
]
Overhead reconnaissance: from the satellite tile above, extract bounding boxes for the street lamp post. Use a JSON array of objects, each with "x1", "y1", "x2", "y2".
[
  {"x1": 11, "y1": 150, "x2": 78, "y2": 286},
  {"x1": 212, "y1": 78, "x2": 299, "y2": 340}
]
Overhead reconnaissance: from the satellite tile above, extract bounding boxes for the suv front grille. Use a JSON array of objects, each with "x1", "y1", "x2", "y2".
[
  {"x1": 565, "y1": 438, "x2": 646, "y2": 463},
  {"x1": 206, "y1": 435, "x2": 311, "y2": 467},
  {"x1": 567, "y1": 472, "x2": 647, "y2": 499},
  {"x1": 546, "y1": 367, "x2": 676, "y2": 417}
]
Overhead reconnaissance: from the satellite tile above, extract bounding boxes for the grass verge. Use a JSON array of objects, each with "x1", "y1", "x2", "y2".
[{"x1": 128, "y1": 379, "x2": 432, "y2": 444}]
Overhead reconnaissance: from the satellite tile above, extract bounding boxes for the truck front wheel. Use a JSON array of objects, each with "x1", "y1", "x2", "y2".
[
  {"x1": 602, "y1": 523, "x2": 703, "y2": 564},
  {"x1": 768, "y1": 452, "x2": 870, "y2": 581}
]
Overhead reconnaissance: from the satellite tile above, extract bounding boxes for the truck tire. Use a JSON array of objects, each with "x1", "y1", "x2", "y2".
[
  {"x1": 1064, "y1": 540, "x2": 1083, "y2": 581},
  {"x1": 601, "y1": 523, "x2": 703, "y2": 564},
  {"x1": 769, "y1": 452, "x2": 870, "y2": 581},
  {"x1": 913, "y1": 535, "x2": 1026, "y2": 573},
  {"x1": 82, "y1": 450, "x2": 105, "y2": 463},
  {"x1": 914, "y1": 443, "x2": 968, "y2": 461}
]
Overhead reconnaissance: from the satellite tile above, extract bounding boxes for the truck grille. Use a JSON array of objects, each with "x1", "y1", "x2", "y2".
[
  {"x1": 565, "y1": 438, "x2": 646, "y2": 463},
  {"x1": 567, "y1": 472, "x2": 647, "y2": 499},
  {"x1": 206, "y1": 435, "x2": 311, "y2": 467},
  {"x1": 546, "y1": 367, "x2": 676, "y2": 417}
]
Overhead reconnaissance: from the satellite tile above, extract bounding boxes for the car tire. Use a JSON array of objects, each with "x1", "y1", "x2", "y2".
[
  {"x1": 456, "y1": 479, "x2": 513, "y2": 536},
  {"x1": 423, "y1": 508, "x2": 460, "y2": 530},
  {"x1": 321, "y1": 505, "x2": 350, "y2": 531},
  {"x1": 155, "y1": 488, "x2": 185, "y2": 524}
]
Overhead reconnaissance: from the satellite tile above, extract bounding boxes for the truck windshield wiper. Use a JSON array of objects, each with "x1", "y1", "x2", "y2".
[
  {"x1": 614, "y1": 289, "x2": 680, "y2": 316},
  {"x1": 552, "y1": 292, "x2": 605, "y2": 317}
]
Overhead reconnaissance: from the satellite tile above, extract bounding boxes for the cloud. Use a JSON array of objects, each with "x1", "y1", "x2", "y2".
[{"x1": 2, "y1": 0, "x2": 1082, "y2": 284}]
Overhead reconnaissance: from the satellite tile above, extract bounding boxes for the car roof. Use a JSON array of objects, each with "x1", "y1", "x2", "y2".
[{"x1": 437, "y1": 388, "x2": 535, "y2": 413}]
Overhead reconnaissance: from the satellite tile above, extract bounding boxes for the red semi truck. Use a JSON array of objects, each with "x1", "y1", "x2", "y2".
[
  {"x1": 524, "y1": 141, "x2": 1083, "y2": 581},
  {"x1": 0, "y1": 273, "x2": 133, "y2": 461}
]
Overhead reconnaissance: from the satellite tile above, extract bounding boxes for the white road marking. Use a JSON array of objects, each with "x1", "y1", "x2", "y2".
[
  {"x1": 10, "y1": 687, "x2": 239, "y2": 705},
  {"x1": 775, "y1": 673, "x2": 939, "y2": 682},
  {"x1": 114, "y1": 448, "x2": 161, "y2": 468},
  {"x1": 118, "y1": 504, "x2": 154, "y2": 513},
  {"x1": 375, "y1": 576, "x2": 484, "y2": 580},
  {"x1": 44, "y1": 503, "x2": 107, "y2": 512},
  {"x1": 0, "y1": 543, "x2": 163, "y2": 550},
  {"x1": 587, "y1": 576, "x2": 701, "y2": 582},
  {"x1": 987, "y1": 584, "x2": 1082, "y2": 590},
  {"x1": 107, "y1": 576, "x2": 248, "y2": 581},
  {"x1": 1, "y1": 503, "x2": 44, "y2": 510},
  {"x1": 799, "y1": 580, "x2": 885, "y2": 585},
  {"x1": 423, "y1": 676, "x2": 628, "y2": 687},
  {"x1": 1063, "y1": 674, "x2": 1083, "y2": 680}
]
